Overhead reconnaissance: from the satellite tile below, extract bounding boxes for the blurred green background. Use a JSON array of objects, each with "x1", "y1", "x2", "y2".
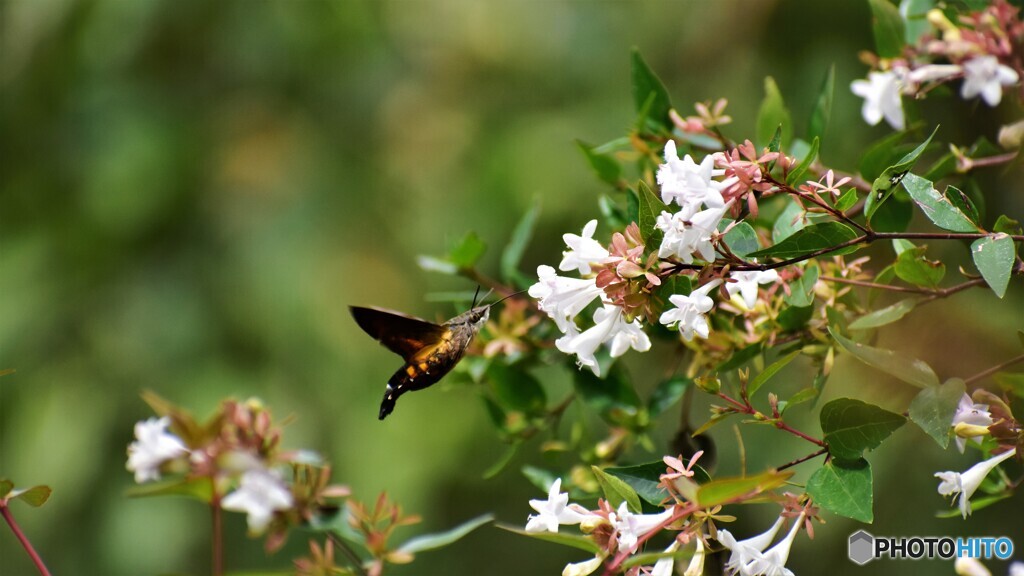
[{"x1": 2, "y1": 1, "x2": 1022, "y2": 575}]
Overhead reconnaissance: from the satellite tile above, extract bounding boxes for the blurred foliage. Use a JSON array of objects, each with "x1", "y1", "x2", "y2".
[{"x1": 1, "y1": 1, "x2": 1022, "y2": 575}]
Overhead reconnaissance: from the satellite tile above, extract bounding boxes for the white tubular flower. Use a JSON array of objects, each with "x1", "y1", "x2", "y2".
[
  {"x1": 935, "y1": 448, "x2": 1017, "y2": 518},
  {"x1": 951, "y1": 393, "x2": 994, "y2": 453},
  {"x1": 610, "y1": 501, "x2": 673, "y2": 554},
  {"x1": 659, "y1": 280, "x2": 721, "y2": 341},
  {"x1": 562, "y1": 555, "x2": 603, "y2": 576},
  {"x1": 656, "y1": 203, "x2": 729, "y2": 263},
  {"x1": 525, "y1": 478, "x2": 589, "y2": 533},
  {"x1": 726, "y1": 268, "x2": 779, "y2": 310},
  {"x1": 907, "y1": 64, "x2": 962, "y2": 85},
  {"x1": 650, "y1": 540, "x2": 681, "y2": 576},
  {"x1": 955, "y1": 557, "x2": 993, "y2": 576},
  {"x1": 683, "y1": 538, "x2": 705, "y2": 576},
  {"x1": 126, "y1": 417, "x2": 189, "y2": 484},
  {"x1": 745, "y1": 512, "x2": 805, "y2": 576},
  {"x1": 221, "y1": 468, "x2": 294, "y2": 533},
  {"x1": 560, "y1": 219, "x2": 610, "y2": 275},
  {"x1": 961, "y1": 56, "x2": 1019, "y2": 107},
  {"x1": 717, "y1": 515, "x2": 785, "y2": 575},
  {"x1": 851, "y1": 70, "x2": 905, "y2": 130},
  {"x1": 556, "y1": 304, "x2": 650, "y2": 376},
  {"x1": 657, "y1": 140, "x2": 727, "y2": 212},
  {"x1": 529, "y1": 265, "x2": 606, "y2": 333}
]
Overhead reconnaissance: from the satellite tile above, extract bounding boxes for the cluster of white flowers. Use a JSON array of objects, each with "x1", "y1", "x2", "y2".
[
  {"x1": 851, "y1": 56, "x2": 1019, "y2": 130},
  {"x1": 127, "y1": 416, "x2": 293, "y2": 533},
  {"x1": 717, "y1": 512, "x2": 805, "y2": 576},
  {"x1": 531, "y1": 142, "x2": 782, "y2": 371}
]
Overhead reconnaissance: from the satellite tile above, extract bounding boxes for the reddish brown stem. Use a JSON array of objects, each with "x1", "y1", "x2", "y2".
[
  {"x1": 718, "y1": 392, "x2": 826, "y2": 447},
  {"x1": 964, "y1": 353, "x2": 1024, "y2": 386},
  {"x1": 777, "y1": 448, "x2": 828, "y2": 471},
  {"x1": 600, "y1": 502, "x2": 699, "y2": 576},
  {"x1": 1, "y1": 505, "x2": 51, "y2": 576}
]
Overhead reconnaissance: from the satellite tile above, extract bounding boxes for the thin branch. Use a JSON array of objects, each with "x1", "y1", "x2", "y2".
[
  {"x1": 821, "y1": 276, "x2": 987, "y2": 298},
  {"x1": 777, "y1": 448, "x2": 828, "y2": 471},
  {"x1": 328, "y1": 533, "x2": 371, "y2": 576},
  {"x1": 964, "y1": 353, "x2": 1024, "y2": 386},
  {"x1": 1, "y1": 505, "x2": 51, "y2": 576},
  {"x1": 601, "y1": 502, "x2": 700, "y2": 576},
  {"x1": 717, "y1": 393, "x2": 826, "y2": 447}
]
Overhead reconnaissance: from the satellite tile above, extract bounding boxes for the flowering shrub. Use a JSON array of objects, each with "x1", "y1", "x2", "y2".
[{"x1": 3, "y1": 2, "x2": 1023, "y2": 576}]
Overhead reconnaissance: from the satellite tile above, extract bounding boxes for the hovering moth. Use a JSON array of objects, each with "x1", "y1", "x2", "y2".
[{"x1": 350, "y1": 288, "x2": 521, "y2": 420}]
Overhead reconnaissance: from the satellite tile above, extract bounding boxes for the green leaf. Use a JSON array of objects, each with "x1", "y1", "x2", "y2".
[
  {"x1": 902, "y1": 173, "x2": 981, "y2": 232},
  {"x1": 868, "y1": 0, "x2": 906, "y2": 58},
  {"x1": 599, "y1": 195, "x2": 629, "y2": 230},
  {"x1": 5, "y1": 485, "x2": 52, "y2": 507},
  {"x1": 809, "y1": 66, "x2": 836, "y2": 141},
  {"x1": 626, "y1": 185, "x2": 640, "y2": 224},
  {"x1": 448, "y1": 231, "x2": 487, "y2": 269},
  {"x1": 482, "y1": 444, "x2": 518, "y2": 479},
  {"x1": 766, "y1": 125, "x2": 783, "y2": 170},
  {"x1": 971, "y1": 234, "x2": 1016, "y2": 298},
  {"x1": 722, "y1": 222, "x2": 760, "y2": 258},
  {"x1": 806, "y1": 459, "x2": 873, "y2": 523},
  {"x1": 935, "y1": 493, "x2": 1010, "y2": 518},
  {"x1": 521, "y1": 466, "x2": 558, "y2": 494},
  {"x1": 944, "y1": 185, "x2": 980, "y2": 226},
  {"x1": 901, "y1": 0, "x2": 936, "y2": 44},
  {"x1": 756, "y1": 77, "x2": 792, "y2": 149},
  {"x1": 716, "y1": 342, "x2": 763, "y2": 372},
  {"x1": 993, "y1": 215, "x2": 1022, "y2": 236},
  {"x1": 786, "y1": 137, "x2": 820, "y2": 187},
  {"x1": 592, "y1": 466, "x2": 642, "y2": 512},
  {"x1": 908, "y1": 378, "x2": 965, "y2": 448},
  {"x1": 848, "y1": 298, "x2": 918, "y2": 330},
  {"x1": 501, "y1": 201, "x2": 540, "y2": 285},
  {"x1": 397, "y1": 514, "x2": 494, "y2": 554},
  {"x1": 994, "y1": 372, "x2": 1024, "y2": 399},
  {"x1": 487, "y1": 363, "x2": 547, "y2": 415},
  {"x1": 748, "y1": 351, "x2": 800, "y2": 397},
  {"x1": 0, "y1": 479, "x2": 12, "y2": 499},
  {"x1": 772, "y1": 199, "x2": 807, "y2": 243},
  {"x1": 870, "y1": 194, "x2": 913, "y2": 233},
  {"x1": 605, "y1": 461, "x2": 670, "y2": 507},
  {"x1": 125, "y1": 477, "x2": 213, "y2": 502},
  {"x1": 829, "y1": 327, "x2": 939, "y2": 388},
  {"x1": 835, "y1": 189, "x2": 859, "y2": 212},
  {"x1": 866, "y1": 127, "x2": 939, "y2": 220},
  {"x1": 631, "y1": 48, "x2": 672, "y2": 130},
  {"x1": 648, "y1": 377, "x2": 690, "y2": 418},
  {"x1": 820, "y1": 398, "x2": 906, "y2": 460},
  {"x1": 496, "y1": 524, "x2": 601, "y2": 554},
  {"x1": 784, "y1": 263, "x2": 819, "y2": 307},
  {"x1": 576, "y1": 140, "x2": 622, "y2": 186},
  {"x1": 749, "y1": 222, "x2": 861, "y2": 260},
  {"x1": 637, "y1": 180, "x2": 669, "y2": 247},
  {"x1": 894, "y1": 246, "x2": 945, "y2": 288},
  {"x1": 573, "y1": 364, "x2": 641, "y2": 425},
  {"x1": 695, "y1": 470, "x2": 794, "y2": 508},
  {"x1": 777, "y1": 304, "x2": 813, "y2": 332}
]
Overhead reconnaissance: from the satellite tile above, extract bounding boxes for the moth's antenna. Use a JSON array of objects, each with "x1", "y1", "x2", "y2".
[
  {"x1": 472, "y1": 285, "x2": 482, "y2": 308},
  {"x1": 490, "y1": 289, "x2": 528, "y2": 307}
]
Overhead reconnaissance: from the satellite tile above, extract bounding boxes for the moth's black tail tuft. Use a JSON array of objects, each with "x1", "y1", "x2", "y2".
[{"x1": 379, "y1": 390, "x2": 397, "y2": 420}]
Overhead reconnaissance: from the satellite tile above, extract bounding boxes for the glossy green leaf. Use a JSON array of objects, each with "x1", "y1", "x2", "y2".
[
  {"x1": 944, "y1": 185, "x2": 980, "y2": 226},
  {"x1": 993, "y1": 215, "x2": 1022, "y2": 236},
  {"x1": 750, "y1": 222, "x2": 861, "y2": 260},
  {"x1": 496, "y1": 524, "x2": 601, "y2": 554},
  {"x1": 488, "y1": 363, "x2": 547, "y2": 415},
  {"x1": 835, "y1": 189, "x2": 859, "y2": 213},
  {"x1": 722, "y1": 222, "x2": 760, "y2": 258},
  {"x1": 592, "y1": 466, "x2": 642, "y2": 513},
  {"x1": 901, "y1": 0, "x2": 936, "y2": 44},
  {"x1": 848, "y1": 298, "x2": 918, "y2": 330},
  {"x1": 830, "y1": 327, "x2": 939, "y2": 388},
  {"x1": 501, "y1": 201, "x2": 540, "y2": 286},
  {"x1": 398, "y1": 514, "x2": 494, "y2": 554},
  {"x1": 637, "y1": 180, "x2": 669, "y2": 247},
  {"x1": 820, "y1": 398, "x2": 906, "y2": 460},
  {"x1": 777, "y1": 304, "x2": 813, "y2": 332},
  {"x1": 894, "y1": 246, "x2": 945, "y2": 288},
  {"x1": 605, "y1": 460, "x2": 710, "y2": 509},
  {"x1": 806, "y1": 458, "x2": 873, "y2": 523},
  {"x1": 971, "y1": 234, "x2": 1016, "y2": 298},
  {"x1": 866, "y1": 127, "x2": 939, "y2": 220},
  {"x1": 5, "y1": 485, "x2": 52, "y2": 507},
  {"x1": 648, "y1": 377, "x2": 690, "y2": 418},
  {"x1": 908, "y1": 378, "x2": 965, "y2": 448},
  {"x1": 902, "y1": 173, "x2": 980, "y2": 232},
  {"x1": 576, "y1": 140, "x2": 622, "y2": 186},
  {"x1": 748, "y1": 351, "x2": 800, "y2": 397},
  {"x1": 809, "y1": 65, "x2": 836, "y2": 140},
  {"x1": 695, "y1": 470, "x2": 794, "y2": 508},
  {"x1": 786, "y1": 137, "x2": 820, "y2": 187},
  {"x1": 756, "y1": 77, "x2": 792, "y2": 149},
  {"x1": 766, "y1": 125, "x2": 783, "y2": 170},
  {"x1": 631, "y1": 48, "x2": 672, "y2": 130},
  {"x1": 448, "y1": 231, "x2": 487, "y2": 269},
  {"x1": 870, "y1": 194, "x2": 913, "y2": 233},
  {"x1": 868, "y1": 0, "x2": 906, "y2": 58},
  {"x1": 784, "y1": 263, "x2": 819, "y2": 307}
]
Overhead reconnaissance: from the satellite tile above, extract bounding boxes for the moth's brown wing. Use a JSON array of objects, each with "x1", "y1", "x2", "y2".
[{"x1": 349, "y1": 306, "x2": 449, "y2": 361}]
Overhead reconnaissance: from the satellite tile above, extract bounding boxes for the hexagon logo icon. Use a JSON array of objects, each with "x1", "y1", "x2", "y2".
[{"x1": 848, "y1": 530, "x2": 875, "y2": 565}]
